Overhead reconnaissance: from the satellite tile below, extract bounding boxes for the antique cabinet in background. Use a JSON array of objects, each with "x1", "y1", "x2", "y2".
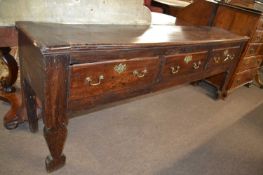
[
  {"x1": 212, "y1": 3, "x2": 263, "y2": 91},
  {"x1": 175, "y1": 0, "x2": 263, "y2": 93},
  {"x1": 219, "y1": 0, "x2": 263, "y2": 90}
]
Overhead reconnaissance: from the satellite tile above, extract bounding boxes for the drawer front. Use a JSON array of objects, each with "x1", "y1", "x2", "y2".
[
  {"x1": 162, "y1": 51, "x2": 208, "y2": 80},
  {"x1": 245, "y1": 43, "x2": 263, "y2": 57},
  {"x1": 251, "y1": 30, "x2": 263, "y2": 43},
  {"x1": 207, "y1": 46, "x2": 240, "y2": 68},
  {"x1": 69, "y1": 57, "x2": 159, "y2": 101},
  {"x1": 230, "y1": 68, "x2": 257, "y2": 89},
  {"x1": 257, "y1": 17, "x2": 263, "y2": 30},
  {"x1": 236, "y1": 56, "x2": 259, "y2": 72}
]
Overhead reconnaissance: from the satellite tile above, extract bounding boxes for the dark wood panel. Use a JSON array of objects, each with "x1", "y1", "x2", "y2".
[
  {"x1": 213, "y1": 5, "x2": 260, "y2": 36},
  {"x1": 175, "y1": 0, "x2": 218, "y2": 26},
  {"x1": 18, "y1": 31, "x2": 46, "y2": 102}
]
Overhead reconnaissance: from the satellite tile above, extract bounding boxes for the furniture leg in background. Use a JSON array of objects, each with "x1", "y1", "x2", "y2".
[{"x1": 0, "y1": 47, "x2": 25, "y2": 129}]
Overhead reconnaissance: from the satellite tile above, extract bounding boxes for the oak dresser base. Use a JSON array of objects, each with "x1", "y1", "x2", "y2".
[{"x1": 16, "y1": 22, "x2": 248, "y2": 172}]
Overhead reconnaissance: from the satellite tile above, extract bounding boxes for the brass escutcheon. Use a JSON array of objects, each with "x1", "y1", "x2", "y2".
[
  {"x1": 184, "y1": 55, "x2": 192, "y2": 64},
  {"x1": 114, "y1": 63, "x2": 127, "y2": 74}
]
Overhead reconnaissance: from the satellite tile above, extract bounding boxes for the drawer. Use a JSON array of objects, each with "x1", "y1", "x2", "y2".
[
  {"x1": 251, "y1": 30, "x2": 263, "y2": 43},
  {"x1": 236, "y1": 56, "x2": 259, "y2": 72},
  {"x1": 69, "y1": 57, "x2": 159, "y2": 101},
  {"x1": 162, "y1": 51, "x2": 208, "y2": 80},
  {"x1": 230, "y1": 68, "x2": 257, "y2": 89},
  {"x1": 257, "y1": 17, "x2": 263, "y2": 30},
  {"x1": 207, "y1": 46, "x2": 240, "y2": 68},
  {"x1": 245, "y1": 43, "x2": 263, "y2": 57}
]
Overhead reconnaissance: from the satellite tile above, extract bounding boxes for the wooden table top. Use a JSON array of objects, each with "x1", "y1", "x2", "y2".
[{"x1": 16, "y1": 22, "x2": 248, "y2": 52}]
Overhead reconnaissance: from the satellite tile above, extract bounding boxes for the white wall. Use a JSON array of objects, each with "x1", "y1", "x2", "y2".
[{"x1": 0, "y1": 0, "x2": 151, "y2": 26}]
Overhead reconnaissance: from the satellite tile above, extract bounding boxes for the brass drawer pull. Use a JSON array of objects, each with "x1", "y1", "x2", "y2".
[
  {"x1": 170, "y1": 65, "x2": 180, "y2": 74},
  {"x1": 223, "y1": 54, "x2": 235, "y2": 62},
  {"x1": 133, "y1": 69, "x2": 147, "y2": 78},
  {"x1": 213, "y1": 57, "x2": 220, "y2": 64},
  {"x1": 85, "y1": 75, "x2": 104, "y2": 86},
  {"x1": 193, "y1": 61, "x2": 202, "y2": 70},
  {"x1": 223, "y1": 49, "x2": 235, "y2": 62}
]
